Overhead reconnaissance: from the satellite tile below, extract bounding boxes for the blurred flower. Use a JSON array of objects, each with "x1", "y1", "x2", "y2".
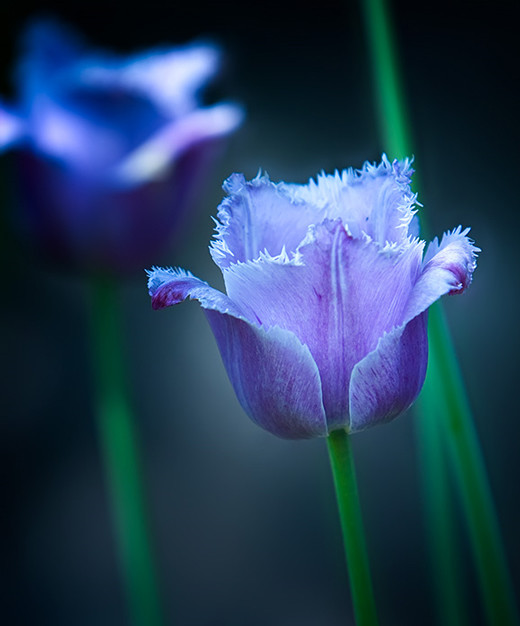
[
  {"x1": 148, "y1": 156, "x2": 479, "y2": 438},
  {"x1": 0, "y1": 19, "x2": 243, "y2": 273}
]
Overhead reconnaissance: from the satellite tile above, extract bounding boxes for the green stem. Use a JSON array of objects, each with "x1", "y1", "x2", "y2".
[
  {"x1": 426, "y1": 305, "x2": 519, "y2": 626},
  {"x1": 327, "y1": 429, "x2": 379, "y2": 626},
  {"x1": 359, "y1": 0, "x2": 411, "y2": 160},
  {"x1": 89, "y1": 276, "x2": 164, "y2": 626},
  {"x1": 359, "y1": 0, "x2": 519, "y2": 622},
  {"x1": 416, "y1": 381, "x2": 468, "y2": 626}
]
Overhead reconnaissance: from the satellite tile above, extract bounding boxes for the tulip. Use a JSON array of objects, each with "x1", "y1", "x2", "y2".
[
  {"x1": 148, "y1": 156, "x2": 478, "y2": 439},
  {"x1": 0, "y1": 20, "x2": 244, "y2": 625},
  {"x1": 0, "y1": 19, "x2": 243, "y2": 274}
]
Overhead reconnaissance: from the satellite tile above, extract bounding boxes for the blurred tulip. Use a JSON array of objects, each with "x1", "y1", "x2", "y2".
[{"x1": 0, "y1": 19, "x2": 243, "y2": 273}]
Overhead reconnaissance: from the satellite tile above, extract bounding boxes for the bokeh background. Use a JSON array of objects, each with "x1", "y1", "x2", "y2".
[{"x1": 1, "y1": 0, "x2": 518, "y2": 624}]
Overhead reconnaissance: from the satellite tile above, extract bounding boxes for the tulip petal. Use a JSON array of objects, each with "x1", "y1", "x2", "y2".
[
  {"x1": 79, "y1": 44, "x2": 221, "y2": 117},
  {"x1": 27, "y1": 98, "x2": 130, "y2": 173},
  {"x1": 210, "y1": 172, "x2": 326, "y2": 268},
  {"x1": 223, "y1": 220, "x2": 424, "y2": 428},
  {"x1": 404, "y1": 226, "x2": 479, "y2": 322},
  {"x1": 0, "y1": 105, "x2": 24, "y2": 151},
  {"x1": 204, "y1": 311, "x2": 328, "y2": 439},
  {"x1": 349, "y1": 312, "x2": 428, "y2": 432},
  {"x1": 147, "y1": 266, "x2": 327, "y2": 439},
  {"x1": 17, "y1": 22, "x2": 236, "y2": 180},
  {"x1": 212, "y1": 157, "x2": 418, "y2": 270},
  {"x1": 348, "y1": 226, "x2": 478, "y2": 432},
  {"x1": 291, "y1": 155, "x2": 418, "y2": 244},
  {"x1": 116, "y1": 104, "x2": 244, "y2": 186},
  {"x1": 21, "y1": 21, "x2": 219, "y2": 118},
  {"x1": 18, "y1": 19, "x2": 83, "y2": 104},
  {"x1": 147, "y1": 266, "x2": 244, "y2": 317}
]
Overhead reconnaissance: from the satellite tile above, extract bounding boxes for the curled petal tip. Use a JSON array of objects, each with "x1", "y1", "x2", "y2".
[
  {"x1": 147, "y1": 266, "x2": 194, "y2": 307},
  {"x1": 425, "y1": 226, "x2": 479, "y2": 294}
]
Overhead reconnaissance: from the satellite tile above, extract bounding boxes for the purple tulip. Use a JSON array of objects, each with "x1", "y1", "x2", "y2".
[
  {"x1": 148, "y1": 156, "x2": 479, "y2": 438},
  {"x1": 0, "y1": 20, "x2": 243, "y2": 273}
]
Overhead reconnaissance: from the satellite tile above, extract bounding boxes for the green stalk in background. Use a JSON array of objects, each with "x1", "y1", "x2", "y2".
[
  {"x1": 90, "y1": 276, "x2": 164, "y2": 626},
  {"x1": 417, "y1": 374, "x2": 468, "y2": 626},
  {"x1": 425, "y1": 306, "x2": 518, "y2": 626},
  {"x1": 358, "y1": 0, "x2": 519, "y2": 624},
  {"x1": 327, "y1": 429, "x2": 379, "y2": 626}
]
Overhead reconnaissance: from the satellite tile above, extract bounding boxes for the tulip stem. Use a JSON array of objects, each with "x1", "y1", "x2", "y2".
[
  {"x1": 359, "y1": 0, "x2": 519, "y2": 623},
  {"x1": 416, "y1": 382, "x2": 469, "y2": 626},
  {"x1": 89, "y1": 276, "x2": 164, "y2": 626},
  {"x1": 326, "y1": 428, "x2": 379, "y2": 626},
  {"x1": 425, "y1": 305, "x2": 519, "y2": 626}
]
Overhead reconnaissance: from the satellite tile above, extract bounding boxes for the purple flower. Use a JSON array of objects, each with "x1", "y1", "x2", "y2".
[
  {"x1": 148, "y1": 156, "x2": 479, "y2": 439},
  {"x1": 0, "y1": 20, "x2": 243, "y2": 273}
]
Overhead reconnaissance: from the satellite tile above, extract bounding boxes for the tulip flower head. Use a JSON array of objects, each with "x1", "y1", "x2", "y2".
[
  {"x1": 148, "y1": 157, "x2": 479, "y2": 438},
  {"x1": 0, "y1": 19, "x2": 243, "y2": 273}
]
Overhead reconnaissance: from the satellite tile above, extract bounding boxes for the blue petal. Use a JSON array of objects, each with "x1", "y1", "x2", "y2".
[
  {"x1": 223, "y1": 219, "x2": 424, "y2": 429},
  {"x1": 115, "y1": 104, "x2": 244, "y2": 186},
  {"x1": 79, "y1": 44, "x2": 221, "y2": 116},
  {"x1": 291, "y1": 154, "x2": 418, "y2": 245},
  {"x1": 26, "y1": 98, "x2": 133, "y2": 174},
  {"x1": 0, "y1": 105, "x2": 24, "y2": 151},
  {"x1": 147, "y1": 266, "x2": 244, "y2": 316},
  {"x1": 349, "y1": 312, "x2": 428, "y2": 432},
  {"x1": 205, "y1": 311, "x2": 327, "y2": 439},
  {"x1": 210, "y1": 172, "x2": 325, "y2": 268},
  {"x1": 28, "y1": 82, "x2": 166, "y2": 172},
  {"x1": 19, "y1": 21, "x2": 219, "y2": 116},
  {"x1": 53, "y1": 44, "x2": 223, "y2": 161},
  {"x1": 404, "y1": 226, "x2": 480, "y2": 321},
  {"x1": 17, "y1": 22, "x2": 229, "y2": 177},
  {"x1": 147, "y1": 266, "x2": 327, "y2": 439},
  {"x1": 211, "y1": 156, "x2": 417, "y2": 270},
  {"x1": 348, "y1": 226, "x2": 478, "y2": 432},
  {"x1": 17, "y1": 19, "x2": 84, "y2": 106}
]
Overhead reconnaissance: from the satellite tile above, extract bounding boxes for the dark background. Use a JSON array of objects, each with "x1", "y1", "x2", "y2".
[{"x1": 1, "y1": 1, "x2": 518, "y2": 624}]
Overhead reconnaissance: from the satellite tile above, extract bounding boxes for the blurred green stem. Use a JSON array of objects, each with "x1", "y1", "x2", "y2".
[
  {"x1": 359, "y1": 0, "x2": 519, "y2": 623},
  {"x1": 327, "y1": 429, "x2": 379, "y2": 626},
  {"x1": 89, "y1": 276, "x2": 163, "y2": 626},
  {"x1": 425, "y1": 305, "x2": 518, "y2": 625},
  {"x1": 417, "y1": 358, "x2": 468, "y2": 626}
]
